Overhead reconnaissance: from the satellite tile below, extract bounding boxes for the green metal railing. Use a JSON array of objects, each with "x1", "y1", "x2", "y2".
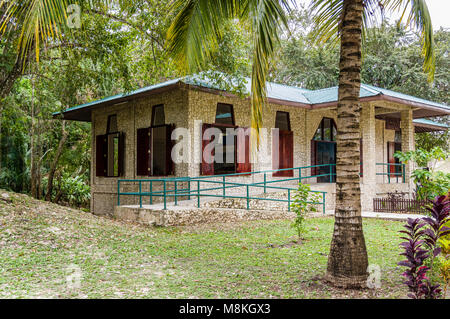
[
  {"x1": 118, "y1": 164, "x2": 330, "y2": 213},
  {"x1": 376, "y1": 163, "x2": 406, "y2": 183},
  {"x1": 117, "y1": 162, "x2": 405, "y2": 214}
]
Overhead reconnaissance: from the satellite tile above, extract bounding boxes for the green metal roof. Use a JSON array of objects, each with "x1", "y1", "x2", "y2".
[{"x1": 54, "y1": 73, "x2": 450, "y2": 121}]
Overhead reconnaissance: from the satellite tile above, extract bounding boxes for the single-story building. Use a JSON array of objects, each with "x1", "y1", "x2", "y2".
[{"x1": 54, "y1": 74, "x2": 450, "y2": 216}]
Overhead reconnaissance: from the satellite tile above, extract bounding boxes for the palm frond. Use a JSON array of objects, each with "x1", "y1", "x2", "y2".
[
  {"x1": 247, "y1": 0, "x2": 291, "y2": 147},
  {"x1": 166, "y1": 0, "x2": 291, "y2": 148},
  {"x1": 384, "y1": 0, "x2": 435, "y2": 81},
  {"x1": 166, "y1": 0, "x2": 242, "y2": 72}
]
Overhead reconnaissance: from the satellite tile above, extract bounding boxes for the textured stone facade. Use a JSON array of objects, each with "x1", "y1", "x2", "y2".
[{"x1": 91, "y1": 86, "x2": 415, "y2": 216}]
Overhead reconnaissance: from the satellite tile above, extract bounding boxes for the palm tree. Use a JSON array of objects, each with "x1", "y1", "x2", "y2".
[{"x1": 311, "y1": 0, "x2": 434, "y2": 288}]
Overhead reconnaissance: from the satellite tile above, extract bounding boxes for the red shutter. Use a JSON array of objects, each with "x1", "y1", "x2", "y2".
[
  {"x1": 165, "y1": 124, "x2": 175, "y2": 175},
  {"x1": 136, "y1": 127, "x2": 151, "y2": 176},
  {"x1": 118, "y1": 132, "x2": 125, "y2": 177},
  {"x1": 273, "y1": 130, "x2": 293, "y2": 177},
  {"x1": 96, "y1": 134, "x2": 107, "y2": 177},
  {"x1": 201, "y1": 123, "x2": 214, "y2": 175},
  {"x1": 236, "y1": 127, "x2": 251, "y2": 174},
  {"x1": 311, "y1": 140, "x2": 317, "y2": 176}
]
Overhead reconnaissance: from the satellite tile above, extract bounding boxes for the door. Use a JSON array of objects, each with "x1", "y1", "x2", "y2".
[
  {"x1": 272, "y1": 130, "x2": 294, "y2": 177},
  {"x1": 316, "y1": 141, "x2": 336, "y2": 183}
]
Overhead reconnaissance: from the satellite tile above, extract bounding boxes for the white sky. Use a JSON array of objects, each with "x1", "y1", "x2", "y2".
[{"x1": 295, "y1": 0, "x2": 450, "y2": 30}]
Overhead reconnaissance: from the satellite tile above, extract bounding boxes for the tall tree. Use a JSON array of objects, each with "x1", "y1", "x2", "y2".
[{"x1": 311, "y1": 0, "x2": 435, "y2": 287}]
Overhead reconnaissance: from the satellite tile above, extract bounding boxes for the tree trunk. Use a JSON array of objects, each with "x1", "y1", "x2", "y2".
[
  {"x1": 45, "y1": 120, "x2": 67, "y2": 201},
  {"x1": 30, "y1": 75, "x2": 38, "y2": 198},
  {"x1": 325, "y1": 0, "x2": 368, "y2": 288}
]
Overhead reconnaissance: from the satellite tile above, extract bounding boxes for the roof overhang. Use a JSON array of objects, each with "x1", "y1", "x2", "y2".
[{"x1": 53, "y1": 81, "x2": 184, "y2": 122}]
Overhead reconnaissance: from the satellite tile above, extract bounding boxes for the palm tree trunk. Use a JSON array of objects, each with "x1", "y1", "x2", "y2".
[{"x1": 325, "y1": 0, "x2": 368, "y2": 288}]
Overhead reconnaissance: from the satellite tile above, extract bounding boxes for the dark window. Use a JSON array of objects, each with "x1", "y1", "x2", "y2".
[
  {"x1": 394, "y1": 130, "x2": 402, "y2": 143},
  {"x1": 313, "y1": 117, "x2": 337, "y2": 141},
  {"x1": 107, "y1": 115, "x2": 118, "y2": 133},
  {"x1": 97, "y1": 114, "x2": 124, "y2": 177},
  {"x1": 107, "y1": 133, "x2": 120, "y2": 177},
  {"x1": 215, "y1": 103, "x2": 235, "y2": 125},
  {"x1": 311, "y1": 117, "x2": 337, "y2": 182},
  {"x1": 275, "y1": 111, "x2": 291, "y2": 131},
  {"x1": 136, "y1": 123, "x2": 174, "y2": 177},
  {"x1": 152, "y1": 104, "x2": 165, "y2": 126},
  {"x1": 213, "y1": 127, "x2": 236, "y2": 175}
]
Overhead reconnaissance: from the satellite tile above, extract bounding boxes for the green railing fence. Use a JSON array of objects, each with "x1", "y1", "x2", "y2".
[
  {"x1": 376, "y1": 163, "x2": 406, "y2": 183},
  {"x1": 117, "y1": 162, "x2": 406, "y2": 214},
  {"x1": 118, "y1": 164, "x2": 330, "y2": 213}
]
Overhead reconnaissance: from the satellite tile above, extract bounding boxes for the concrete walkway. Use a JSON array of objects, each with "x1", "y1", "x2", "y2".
[{"x1": 324, "y1": 210, "x2": 424, "y2": 221}]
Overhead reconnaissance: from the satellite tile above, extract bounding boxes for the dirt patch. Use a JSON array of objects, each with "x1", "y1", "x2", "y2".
[{"x1": 267, "y1": 237, "x2": 306, "y2": 248}]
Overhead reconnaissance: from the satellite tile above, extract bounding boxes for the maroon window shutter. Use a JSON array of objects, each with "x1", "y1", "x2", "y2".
[
  {"x1": 284, "y1": 131, "x2": 294, "y2": 177},
  {"x1": 273, "y1": 130, "x2": 293, "y2": 177},
  {"x1": 236, "y1": 127, "x2": 251, "y2": 174},
  {"x1": 165, "y1": 124, "x2": 175, "y2": 175},
  {"x1": 96, "y1": 134, "x2": 107, "y2": 177},
  {"x1": 201, "y1": 123, "x2": 214, "y2": 175},
  {"x1": 136, "y1": 127, "x2": 151, "y2": 176},
  {"x1": 118, "y1": 132, "x2": 125, "y2": 176},
  {"x1": 311, "y1": 140, "x2": 317, "y2": 176}
]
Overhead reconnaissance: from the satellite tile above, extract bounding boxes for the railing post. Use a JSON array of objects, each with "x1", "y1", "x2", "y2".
[
  {"x1": 288, "y1": 189, "x2": 290, "y2": 211},
  {"x1": 329, "y1": 164, "x2": 332, "y2": 183},
  {"x1": 139, "y1": 181, "x2": 142, "y2": 208},
  {"x1": 150, "y1": 181, "x2": 153, "y2": 205},
  {"x1": 117, "y1": 180, "x2": 120, "y2": 206},
  {"x1": 298, "y1": 168, "x2": 301, "y2": 184},
  {"x1": 223, "y1": 176, "x2": 226, "y2": 198},
  {"x1": 264, "y1": 173, "x2": 266, "y2": 193},
  {"x1": 174, "y1": 180, "x2": 178, "y2": 206},
  {"x1": 163, "y1": 180, "x2": 167, "y2": 210},
  {"x1": 323, "y1": 192, "x2": 326, "y2": 215},
  {"x1": 387, "y1": 164, "x2": 391, "y2": 184},
  {"x1": 197, "y1": 180, "x2": 200, "y2": 208},
  {"x1": 246, "y1": 185, "x2": 249, "y2": 210},
  {"x1": 188, "y1": 179, "x2": 191, "y2": 200}
]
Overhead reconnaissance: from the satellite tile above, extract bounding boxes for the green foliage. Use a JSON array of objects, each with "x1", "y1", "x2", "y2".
[
  {"x1": 290, "y1": 183, "x2": 320, "y2": 238},
  {"x1": 43, "y1": 173, "x2": 90, "y2": 208},
  {"x1": 395, "y1": 147, "x2": 449, "y2": 200}
]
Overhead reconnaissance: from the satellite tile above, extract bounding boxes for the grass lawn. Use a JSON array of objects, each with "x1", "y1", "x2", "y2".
[{"x1": 0, "y1": 190, "x2": 410, "y2": 298}]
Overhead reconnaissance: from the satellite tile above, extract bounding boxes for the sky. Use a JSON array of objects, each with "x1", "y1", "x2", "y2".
[{"x1": 295, "y1": 0, "x2": 450, "y2": 30}]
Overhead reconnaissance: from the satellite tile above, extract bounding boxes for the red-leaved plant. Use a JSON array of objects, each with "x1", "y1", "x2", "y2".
[{"x1": 398, "y1": 195, "x2": 450, "y2": 299}]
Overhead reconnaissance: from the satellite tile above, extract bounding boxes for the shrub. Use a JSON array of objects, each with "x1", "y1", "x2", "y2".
[
  {"x1": 290, "y1": 183, "x2": 321, "y2": 238},
  {"x1": 398, "y1": 196, "x2": 450, "y2": 299},
  {"x1": 395, "y1": 147, "x2": 449, "y2": 200}
]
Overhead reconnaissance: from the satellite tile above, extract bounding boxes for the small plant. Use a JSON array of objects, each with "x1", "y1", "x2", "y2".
[
  {"x1": 290, "y1": 183, "x2": 321, "y2": 239},
  {"x1": 398, "y1": 195, "x2": 450, "y2": 299}
]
